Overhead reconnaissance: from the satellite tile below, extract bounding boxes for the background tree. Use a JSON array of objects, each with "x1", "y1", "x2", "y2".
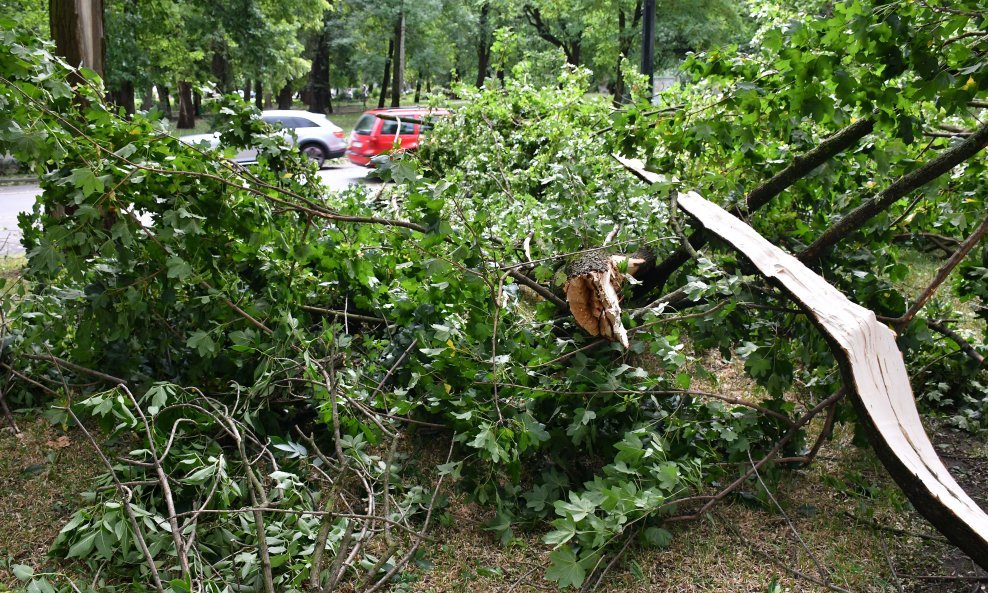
[{"x1": 49, "y1": 0, "x2": 105, "y2": 78}]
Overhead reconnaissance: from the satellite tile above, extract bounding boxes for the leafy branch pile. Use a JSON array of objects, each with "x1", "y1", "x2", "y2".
[{"x1": 2, "y1": 1, "x2": 988, "y2": 590}]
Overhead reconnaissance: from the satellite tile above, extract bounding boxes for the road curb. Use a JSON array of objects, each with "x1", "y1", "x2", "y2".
[{"x1": 0, "y1": 177, "x2": 37, "y2": 186}]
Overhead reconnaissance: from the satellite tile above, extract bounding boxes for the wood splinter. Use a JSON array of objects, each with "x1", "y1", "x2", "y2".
[{"x1": 564, "y1": 250, "x2": 647, "y2": 349}]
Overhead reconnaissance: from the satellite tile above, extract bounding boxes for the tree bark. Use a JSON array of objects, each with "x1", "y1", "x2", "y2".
[
  {"x1": 379, "y1": 38, "x2": 394, "y2": 109},
  {"x1": 413, "y1": 78, "x2": 421, "y2": 104},
  {"x1": 140, "y1": 84, "x2": 153, "y2": 111},
  {"x1": 193, "y1": 91, "x2": 201, "y2": 116},
  {"x1": 277, "y1": 83, "x2": 294, "y2": 109},
  {"x1": 176, "y1": 80, "x2": 195, "y2": 129},
  {"x1": 475, "y1": 2, "x2": 490, "y2": 87},
  {"x1": 49, "y1": 0, "x2": 105, "y2": 79},
  {"x1": 157, "y1": 84, "x2": 171, "y2": 118},
  {"x1": 254, "y1": 79, "x2": 263, "y2": 110},
  {"x1": 801, "y1": 121, "x2": 988, "y2": 261},
  {"x1": 112, "y1": 79, "x2": 135, "y2": 117},
  {"x1": 211, "y1": 46, "x2": 230, "y2": 94},
  {"x1": 306, "y1": 23, "x2": 331, "y2": 114},
  {"x1": 243, "y1": 80, "x2": 251, "y2": 103},
  {"x1": 633, "y1": 117, "x2": 877, "y2": 297},
  {"x1": 390, "y1": 11, "x2": 405, "y2": 108}
]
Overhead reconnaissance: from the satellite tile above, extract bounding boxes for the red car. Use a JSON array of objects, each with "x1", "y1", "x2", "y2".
[{"x1": 346, "y1": 107, "x2": 449, "y2": 166}]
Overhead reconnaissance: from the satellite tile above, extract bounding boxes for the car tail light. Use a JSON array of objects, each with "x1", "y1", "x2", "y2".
[{"x1": 334, "y1": 131, "x2": 344, "y2": 138}]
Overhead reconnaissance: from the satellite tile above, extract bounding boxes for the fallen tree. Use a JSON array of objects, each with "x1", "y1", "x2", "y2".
[{"x1": 2, "y1": 1, "x2": 988, "y2": 590}]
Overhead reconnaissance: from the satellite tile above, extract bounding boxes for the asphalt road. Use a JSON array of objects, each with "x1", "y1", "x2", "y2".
[{"x1": 0, "y1": 162, "x2": 369, "y2": 256}]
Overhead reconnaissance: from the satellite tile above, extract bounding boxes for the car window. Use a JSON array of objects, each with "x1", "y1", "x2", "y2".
[
  {"x1": 262, "y1": 116, "x2": 284, "y2": 128},
  {"x1": 379, "y1": 119, "x2": 416, "y2": 135},
  {"x1": 354, "y1": 115, "x2": 376, "y2": 134},
  {"x1": 288, "y1": 117, "x2": 317, "y2": 128}
]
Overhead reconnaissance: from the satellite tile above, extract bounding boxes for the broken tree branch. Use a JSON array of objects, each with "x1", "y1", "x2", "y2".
[
  {"x1": 619, "y1": 117, "x2": 876, "y2": 296},
  {"x1": 801, "y1": 122, "x2": 988, "y2": 261}
]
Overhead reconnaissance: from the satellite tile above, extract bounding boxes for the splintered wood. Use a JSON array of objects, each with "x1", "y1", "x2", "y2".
[
  {"x1": 615, "y1": 155, "x2": 988, "y2": 570},
  {"x1": 564, "y1": 252, "x2": 647, "y2": 349}
]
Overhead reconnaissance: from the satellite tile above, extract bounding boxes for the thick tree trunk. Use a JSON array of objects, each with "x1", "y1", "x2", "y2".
[
  {"x1": 49, "y1": 0, "x2": 105, "y2": 79},
  {"x1": 176, "y1": 80, "x2": 195, "y2": 129},
  {"x1": 243, "y1": 80, "x2": 251, "y2": 103},
  {"x1": 390, "y1": 12, "x2": 405, "y2": 108},
  {"x1": 378, "y1": 38, "x2": 393, "y2": 109},
  {"x1": 140, "y1": 84, "x2": 153, "y2": 111},
  {"x1": 306, "y1": 28, "x2": 330, "y2": 114},
  {"x1": 254, "y1": 79, "x2": 263, "y2": 110},
  {"x1": 211, "y1": 46, "x2": 229, "y2": 94},
  {"x1": 413, "y1": 78, "x2": 421, "y2": 104},
  {"x1": 277, "y1": 84, "x2": 293, "y2": 109},
  {"x1": 475, "y1": 2, "x2": 490, "y2": 87},
  {"x1": 112, "y1": 79, "x2": 135, "y2": 117},
  {"x1": 157, "y1": 84, "x2": 172, "y2": 118}
]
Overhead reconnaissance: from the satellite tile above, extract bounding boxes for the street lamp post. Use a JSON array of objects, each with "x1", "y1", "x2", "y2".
[{"x1": 641, "y1": 0, "x2": 656, "y2": 102}]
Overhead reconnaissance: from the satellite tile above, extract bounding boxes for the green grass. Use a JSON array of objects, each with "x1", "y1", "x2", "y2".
[
  {"x1": 0, "y1": 255, "x2": 25, "y2": 278},
  {"x1": 896, "y1": 247, "x2": 980, "y2": 332}
]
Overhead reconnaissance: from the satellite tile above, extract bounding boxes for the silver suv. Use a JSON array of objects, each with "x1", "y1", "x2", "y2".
[{"x1": 180, "y1": 110, "x2": 347, "y2": 168}]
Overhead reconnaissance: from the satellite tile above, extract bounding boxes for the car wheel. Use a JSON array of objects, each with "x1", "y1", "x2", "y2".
[{"x1": 301, "y1": 143, "x2": 327, "y2": 168}]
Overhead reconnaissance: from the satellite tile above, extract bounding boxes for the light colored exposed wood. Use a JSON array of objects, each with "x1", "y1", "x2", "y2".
[{"x1": 615, "y1": 155, "x2": 988, "y2": 569}]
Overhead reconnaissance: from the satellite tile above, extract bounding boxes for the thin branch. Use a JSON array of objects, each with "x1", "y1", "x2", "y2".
[
  {"x1": 892, "y1": 214, "x2": 988, "y2": 330},
  {"x1": 926, "y1": 319, "x2": 985, "y2": 366}
]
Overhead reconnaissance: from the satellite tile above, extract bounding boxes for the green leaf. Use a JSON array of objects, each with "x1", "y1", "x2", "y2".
[
  {"x1": 186, "y1": 330, "x2": 216, "y2": 357},
  {"x1": 67, "y1": 166, "x2": 104, "y2": 197},
  {"x1": 643, "y1": 526, "x2": 673, "y2": 548},
  {"x1": 12, "y1": 564, "x2": 34, "y2": 580},
  {"x1": 66, "y1": 531, "x2": 97, "y2": 558},
  {"x1": 166, "y1": 256, "x2": 193, "y2": 281},
  {"x1": 545, "y1": 546, "x2": 586, "y2": 589}
]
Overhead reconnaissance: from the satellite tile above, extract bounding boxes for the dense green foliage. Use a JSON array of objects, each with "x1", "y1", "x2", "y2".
[{"x1": 2, "y1": 0, "x2": 987, "y2": 590}]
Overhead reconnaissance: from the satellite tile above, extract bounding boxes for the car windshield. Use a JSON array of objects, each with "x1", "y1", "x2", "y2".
[{"x1": 354, "y1": 115, "x2": 376, "y2": 134}]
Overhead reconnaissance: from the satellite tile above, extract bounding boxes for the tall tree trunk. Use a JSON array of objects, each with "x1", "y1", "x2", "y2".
[
  {"x1": 177, "y1": 80, "x2": 195, "y2": 129},
  {"x1": 193, "y1": 91, "x2": 201, "y2": 116},
  {"x1": 243, "y1": 80, "x2": 251, "y2": 103},
  {"x1": 390, "y1": 11, "x2": 405, "y2": 108},
  {"x1": 254, "y1": 79, "x2": 263, "y2": 110},
  {"x1": 49, "y1": 0, "x2": 106, "y2": 80},
  {"x1": 475, "y1": 2, "x2": 490, "y2": 87},
  {"x1": 140, "y1": 84, "x2": 153, "y2": 111},
  {"x1": 211, "y1": 46, "x2": 229, "y2": 94},
  {"x1": 378, "y1": 37, "x2": 393, "y2": 109},
  {"x1": 612, "y1": 9, "x2": 626, "y2": 105},
  {"x1": 277, "y1": 83, "x2": 293, "y2": 109},
  {"x1": 413, "y1": 78, "x2": 421, "y2": 103},
  {"x1": 157, "y1": 84, "x2": 172, "y2": 118},
  {"x1": 113, "y1": 79, "x2": 135, "y2": 117}
]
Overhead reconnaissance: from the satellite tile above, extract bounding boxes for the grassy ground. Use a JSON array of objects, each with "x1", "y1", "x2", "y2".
[
  {"x1": 0, "y1": 255, "x2": 25, "y2": 278},
  {"x1": 0, "y1": 417, "x2": 103, "y2": 587}
]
